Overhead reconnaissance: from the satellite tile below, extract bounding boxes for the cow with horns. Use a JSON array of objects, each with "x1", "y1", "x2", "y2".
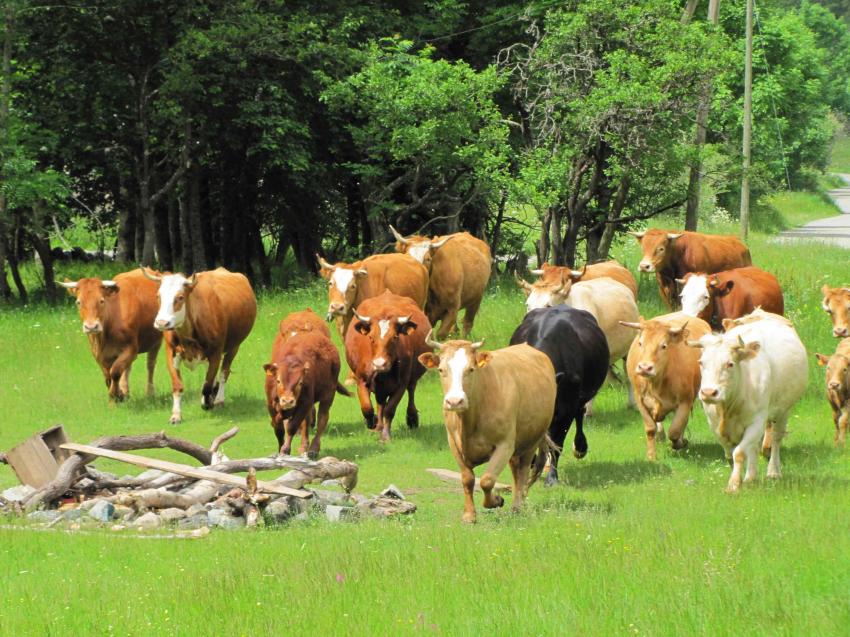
[
  {"x1": 142, "y1": 267, "x2": 257, "y2": 424},
  {"x1": 61, "y1": 269, "x2": 162, "y2": 401},
  {"x1": 344, "y1": 291, "x2": 432, "y2": 442},
  {"x1": 390, "y1": 226, "x2": 491, "y2": 338},
  {"x1": 528, "y1": 261, "x2": 637, "y2": 299}
]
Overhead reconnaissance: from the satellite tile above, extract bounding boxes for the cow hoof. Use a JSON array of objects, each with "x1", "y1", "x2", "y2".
[
  {"x1": 307, "y1": 450, "x2": 319, "y2": 460},
  {"x1": 761, "y1": 447, "x2": 771, "y2": 459},
  {"x1": 462, "y1": 513, "x2": 477, "y2": 524},
  {"x1": 213, "y1": 399, "x2": 225, "y2": 408},
  {"x1": 724, "y1": 483, "x2": 740, "y2": 494},
  {"x1": 364, "y1": 413, "x2": 376, "y2": 430},
  {"x1": 201, "y1": 401, "x2": 213, "y2": 411},
  {"x1": 544, "y1": 474, "x2": 559, "y2": 488},
  {"x1": 572, "y1": 444, "x2": 587, "y2": 460},
  {"x1": 671, "y1": 437, "x2": 688, "y2": 451},
  {"x1": 169, "y1": 415, "x2": 182, "y2": 425},
  {"x1": 407, "y1": 411, "x2": 419, "y2": 429},
  {"x1": 484, "y1": 495, "x2": 504, "y2": 509},
  {"x1": 767, "y1": 471, "x2": 781, "y2": 480}
]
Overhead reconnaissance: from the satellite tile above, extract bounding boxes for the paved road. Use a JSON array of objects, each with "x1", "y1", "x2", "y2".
[{"x1": 778, "y1": 173, "x2": 850, "y2": 247}]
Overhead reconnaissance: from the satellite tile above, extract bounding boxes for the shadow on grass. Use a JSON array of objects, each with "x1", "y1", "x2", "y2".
[
  {"x1": 520, "y1": 497, "x2": 615, "y2": 518},
  {"x1": 558, "y1": 459, "x2": 671, "y2": 489}
]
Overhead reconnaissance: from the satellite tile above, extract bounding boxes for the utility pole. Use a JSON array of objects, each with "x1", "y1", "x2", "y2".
[{"x1": 740, "y1": 0, "x2": 753, "y2": 240}]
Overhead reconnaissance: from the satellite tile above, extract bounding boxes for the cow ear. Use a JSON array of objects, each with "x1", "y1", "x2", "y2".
[
  {"x1": 721, "y1": 318, "x2": 736, "y2": 332},
  {"x1": 62, "y1": 279, "x2": 79, "y2": 296},
  {"x1": 475, "y1": 351, "x2": 493, "y2": 369},
  {"x1": 716, "y1": 281, "x2": 734, "y2": 296},
  {"x1": 822, "y1": 284, "x2": 831, "y2": 296},
  {"x1": 103, "y1": 284, "x2": 120, "y2": 296},
  {"x1": 815, "y1": 353, "x2": 830, "y2": 367},
  {"x1": 354, "y1": 321, "x2": 371, "y2": 335},
  {"x1": 263, "y1": 363, "x2": 277, "y2": 377},
  {"x1": 418, "y1": 353, "x2": 440, "y2": 369},
  {"x1": 303, "y1": 361, "x2": 312, "y2": 371},
  {"x1": 399, "y1": 320, "x2": 417, "y2": 336},
  {"x1": 734, "y1": 341, "x2": 760, "y2": 360}
]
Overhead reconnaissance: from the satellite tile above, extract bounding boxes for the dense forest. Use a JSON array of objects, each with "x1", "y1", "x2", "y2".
[{"x1": 1, "y1": 0, "x2": 849, "y2": 300}]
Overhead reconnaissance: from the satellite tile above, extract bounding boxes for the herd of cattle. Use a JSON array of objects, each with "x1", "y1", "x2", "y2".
[{"x1": 56, "y1": 226, "x2": 850, "y2": 522}]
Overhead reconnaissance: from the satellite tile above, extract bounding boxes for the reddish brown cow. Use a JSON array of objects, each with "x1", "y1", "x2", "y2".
[
  {"x1": 821, "y1": 285, "x2": 850, "y2": 338},
  {"x1": 61, "y1": 269, "x2": 162, "y2": 401},
  {"x1": 278, "y1": 308, "x2": 330, "y2": 343},
  {"x1": 390, "y1": 228, "x2": 491, "y2": 338},
  {"x1": 318, "y1": 253, "x2": 428, "y2": 339},
  {"x1": 344, "y1": 291, "x2": 432, "y2": 442},
  {"x1": 264, "y1": 330, "x2": 349, "y2": 457},
  {"x1": 144, "y1": 267, "x2": 257, "y2": 424},
  {"x1": 631, "y1": 229, "x2": 752, "y2": 307},
  {"x1": 678, "y1": 266, "x2": 784, "y2": 330},
  {"x1": 530, "y1": 261, "x2": 638, "y2": 299}
]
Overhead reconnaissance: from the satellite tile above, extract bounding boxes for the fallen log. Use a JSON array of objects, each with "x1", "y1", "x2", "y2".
[
  {"x1": 271, "y1": 457, "x2": 358, "y2": 493},
  {"x1": 112, "y1": 480, "x2": 222, "y2": 510}
]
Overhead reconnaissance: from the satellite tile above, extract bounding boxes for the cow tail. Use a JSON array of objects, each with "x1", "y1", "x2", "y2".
[
  {"x1": 336, "y1": 382, "x2": 352, "y2": 397},
  {"x1": 528, "y1": 434, "x2": 559, "y2": 489}
]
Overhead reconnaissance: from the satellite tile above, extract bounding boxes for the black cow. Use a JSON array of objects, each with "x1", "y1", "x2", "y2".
[{"x1": 510, "y1": 305, "x2": 609, "y2": 486}]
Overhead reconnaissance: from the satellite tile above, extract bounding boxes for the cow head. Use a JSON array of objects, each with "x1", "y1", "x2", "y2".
[
  {"x1": 821, "y1": 285, "x2": 850, "y2": 338},
  {"x1": 620, "y1": 317, "x2": 691, "y2": 378},
  {"x1": 688, "y1": 333, "x2": 760, "y2": 404},
  {"x1": 677, "y1": 273, "x2": 731, "y2": 320},
  {"x1": 264, "y1": 360, "x2": 310, "y2": 411},
  {"x1": 815, "y1": 351, "x2": 850, "y2": 396},
  {"x1": 317, "y1": 254, "x2": 368, "y2": 320},
  {"x1": 419, "y1": 334, "x2": 492, "y2": 412},
  {"x1": 630, "y1": 229, "x2": 682, "y2": 273},
  {"x1": 352, "y1": 308, "x2": 418, "y2": 375},
  {"x1": 516, "y1": 266, "x2": 581, "y2": 313},
  {"x1": 142, "y1": 268, "x2": 197, "y2": 331},
  {"x1": 389, "y1": 225, "x2": 451, "y2": 269},
  {"x1": 61, "y1": 278, "x2": 120, "y2": 334}
]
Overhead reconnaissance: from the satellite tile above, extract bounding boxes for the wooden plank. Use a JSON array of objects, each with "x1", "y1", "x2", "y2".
[
  {"x1": 426, "y1": 468, "x2": 512, "y2": 492},
  {"x1": 61, "y1": 443, "x2": 311, "y2": 498},
  {"x1": 6, "y1": 426, "x2": 72, "y2": 488}
]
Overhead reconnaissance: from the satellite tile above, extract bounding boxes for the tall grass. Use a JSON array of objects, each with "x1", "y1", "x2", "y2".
[{"x1": 2, "y1": 209, "x2": 850, "y2": 634}]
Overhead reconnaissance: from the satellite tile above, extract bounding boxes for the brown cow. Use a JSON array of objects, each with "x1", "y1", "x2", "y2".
[
  {"x1": 631, "y1": 229, "x2": 752, "y2": 307},
  {"x1": 419, "y1": 338, "x2": 556, "y2": 523},
  {"x1": 61, "y1": 269, "x2": 162, "y2": 401},
  {"x1": 821, "y1": 285, "x2": 850, "y2": 338},
  {"x1": 318, "y1": 253, "x2": 428, "y2": 339},
  {"x1": 344, "y1": 291, "x2": 432, "y2": 442},
  {"x1": 264, "y1": 330, "x2": 349, "y2": 457},
  {"x1": 143, "y1": 267, "x2": 257, "y2": 424},
  {"x1": 815, "y1": 338, "x2": 850, "y2": 447},
  {"x1": 621, "y1": 312, "x2": 711, "y2": 460},
  {"x1": 529, "y1": 261, "x2": 637, "y2": 299},
  {"x1": 678, "y1": 266, "x2": 784, "y2": 330},
  {"x1": 390, "y1": 227, "x2": 491, "y2": 338},
  {"x1": 277, "y1": 308, "x2": 330, "y2": 343}
]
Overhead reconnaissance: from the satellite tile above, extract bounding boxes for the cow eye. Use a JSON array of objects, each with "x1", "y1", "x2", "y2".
[
  {"x1": 726, "y1": 361, "x2": 734, "y2": 368},
  {"x1": 658, "y1": 247, "x2": 665, "y2": 253},
  {"x1": 661, "y1": 343, "x2": 667, "y2": 349},
  {"x1": 75, "y1": 299, "x2": 81, "y2": 306},
  {"x1": 99, "y1": 298, "x2": 105, "y2": 305}
]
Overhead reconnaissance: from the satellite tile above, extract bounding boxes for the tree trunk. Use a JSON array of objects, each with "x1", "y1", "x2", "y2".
[
  {"x1": 178, "y1": 189, "x2": 194, "y2": 273},
  {"x1": 116, "y1": 173, "x2": 135, "y2": 262},
  {"x1": 489, "y1": 190, "x2": 507, "y2": 266},
  {"x1": 560, "y1": 212, "x2": 581, "y2": 268},
  {"x1": 251, "y1": 223, "x2": 271, "y2": 286},
  {"x1": 0, "y1": 238, "x2": 12, "y2": 299},
  {"x1": 536, "y1": 207, "x2": 551, "y2": 266},
  {"x1": 167, "y1": 192, "x2": 181, "y2": 268},
  {"x1": 550, "y1": 207, "x2": 564, "y2": 265},
  {"x1": 0, "y1": 2, "x2": 14, "y2": 299},
  {"x1": 30, "y1": 202, "x2": 56, "y2": 303},
  {"x1": 7, "y1": 224, "x2": 26, "y2": 302},
  {"x1": 187, "y1": 163, "x2": 207, "y2": 272},
  {"x1": 153, "y1": 196, "x2": 173, "y2": 271}
]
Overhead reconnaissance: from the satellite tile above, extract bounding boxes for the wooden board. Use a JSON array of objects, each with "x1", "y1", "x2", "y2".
[
  {"x1": 426, "y1": 468, "x2": 512, "y2": 492},
  {"x1": 6, "y1": 426, "x2": 72, "y2": 488},
  {"x1": 61, "y1": 443, "x2": 311, "y2": 498}
]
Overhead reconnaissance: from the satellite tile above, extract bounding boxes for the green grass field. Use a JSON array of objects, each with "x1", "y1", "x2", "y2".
[{"x1": 2, "y1": 196, "x2": 850, "y2": 635}]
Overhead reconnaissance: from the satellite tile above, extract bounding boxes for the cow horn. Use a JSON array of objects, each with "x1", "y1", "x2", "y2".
[
  {"x1": 628, "y1": 231, "x2": 646, "y2": 239},
  {"x1": 737, "y1": 335, "x2": 746, "y2": 348},
  {"x1": 316, "y1": 254, "x2": 336, "y2": 270},
  {"x1": 619, "y1": 321, "x2": 642, "y2": 330},
  {"x1": 396, "y1": 315, "x2": 410, "y2": 324},
  {"x1": 514, "y1": 273, "x2": 532, "y2": 291},
  {"x1": 59, "y1": 280, "x2": 78, "y2": 289},
  {"x1": 686, "y1": 340, "x2": 704, "y2": 348},
  {"x1": 425, "y1": 329, "x2": 442, "y2": 350},
  {"x1": 667, "y1": 233, "x2": 683, "y2": 240},
  {"x1": 470, "y1": 339, "x2": 485, "y2": 350},
  {"x1": 389, "y1": 225, "x2": 409, "y2": 245},
  {"x1": 186, "y1": 272, "x2": 198, "y2": 286},
  {"x1": 356, "y1": 268, "x2": 368, "y2": 276},
  {"x1": 102, "y1": 280, "x2": 118, "y2": 288},
  {"x1": 140, "y1": 266, "x2": 162, "y2": 282},
  {"x1": 570, "y1": 265, "x2": 587, "y2": 280},
  {"x1": 529, "y1": 269, "x2": 544, "y2": 276},
  {"x1": 353, "y1": 310, "x2": 371, "y2": 323},
  {"x1": 674, "y1": 278, "x2": 686, "y2": 285},
  {"x1": 430, "y1": 236, "x2": 451, "y2": 249}
]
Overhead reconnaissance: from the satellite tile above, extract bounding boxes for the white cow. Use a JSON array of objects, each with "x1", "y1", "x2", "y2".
[{"x1": 689, "y1": 312, "x2": 807, "y2": 492}]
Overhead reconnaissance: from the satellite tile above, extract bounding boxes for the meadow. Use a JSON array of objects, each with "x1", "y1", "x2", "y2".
[{"x1": 1, "y1": 203, "x2": 850, "y2": 636}]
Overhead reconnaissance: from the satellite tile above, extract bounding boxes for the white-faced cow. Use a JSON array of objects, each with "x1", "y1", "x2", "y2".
[
  {"x1": 143, "y1": 267, "x2": 257, "y2": 424},
  {"x1": 689, "y1": 312, "x2": 807, "y2": 492},
  {"x1": 61, "y1": 269, "x2": 162, "y2": 401},
  {"x1": 390, "y1": 227, "x2": 491, "y2": 338},
  {"x1": 419, "y1": 337, "x2": 556, "y2": 523}
]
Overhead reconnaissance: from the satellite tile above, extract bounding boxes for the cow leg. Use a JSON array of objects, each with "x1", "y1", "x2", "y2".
[
  {"x1": 445, "y1": 431, "x2": 477, "y2": 523},
  {"x1": 572, "y1": 407, "x2": 588, "y2": 460},
  {"x1": 280, "y1": 418, "x2": 295, "y2": 456},
  {"x1": 405, "y1": 381, "x2": 419, "y2": 429},
  {"x1": 272, "y1": 413, "x2": 285, "y2": 455},
  {"x1": 667, "y1": 402, "x2": 691, "y2": 451},
  {"x1": 436, "y1": 304, "x2": 460, "y2": 340},
  {"x1": 379, "y1": 384, "x2": 408, "y2": 442},
  {"x1": 108, "y1": 350, "x2": 137, "y2": 402},
  {"x1": 767, "y1": 415, "x2": 788, "y2": 480},
  {"x1": 761, "y1": 422, "x2": 773, "y2": 459},
  {"x1": 509, "y1": 450, "x2": 535, "y2": 511},
  {"x1": 119, "y1": 366, "x2": 131, "y2": 398},
  {"x1": 481, "y1": 442, "x2": 512, "y2": 510},
  {"x1": 201, "y1": 353, "x2": 222, "y2": 410},
  {"x1": 728, "y1": 414, "x2": 766, "y2": 492},
  {"x1": 308, "y1": 400, "x2": 332, "y2": 459},
  {"x1": 838, "y1": 408, "x2": 849, "y2": 448},
  {"x1": 145, "y1": 340, "x2": 160, "y2": 398},
  {"x1": 623, "y1": 357, "x2": 636, "y2": 408},
  {"x1": 213, "y1": 347, "x2": 238, "y2": 407},
  {"x1": 356, "y1": 380, "x2": 376, "y2": 429},
  {"x1": 634, "y1": 398, "x2": 660, "y2": 461},
  {"x1": 165, "y1": 344, "x2": 185, "y2": 424},
  {"x1": 461, "y1": 299, "x2": 482, "y2": 339},
  {"x1": 298, "y1": 407, "x2": 314, "y2": 456},
  {"x1": 545, "y1": 421, "x2": 568, "y2": 487}
]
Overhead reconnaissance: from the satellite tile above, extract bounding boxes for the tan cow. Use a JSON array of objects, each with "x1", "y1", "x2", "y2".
[
  {"x1": 144, "y1": 267, "x2": 257, "y2": 424},
  {"x1": 621, "y1": 313, "x2": 711, "y2": 460},
  {"x1": 821, "y1": 285, "x2": 850, "y2": 338},
  {"x1": 318, "y1": 252, "x2": 428, "y2": 339},
  {"x1": 529, "y1": 261, "x2": 638, "y2": 299},
  {"x1": 61, "y1": 269, "x2": 162, "y2": 401},
  {"x1": 390, "y1": 227, "x2": 491, "y2": 338},
  {"x1": 277, "y1": 308, "x2": 330, "y2": 343},
  {"x1": 419, "y1": 337, "x2": 556, "y2": 523},
  {"x1": 815, "y1": 337, "x2": 850, "y2": 447}
]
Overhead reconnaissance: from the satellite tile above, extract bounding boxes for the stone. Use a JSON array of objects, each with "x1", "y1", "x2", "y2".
[
  {"x1": 79, "y1": 499, "x2": 99, "y2": 512},
  {"x1": 178, "y1": 513, "x2": 209, "y2": 530},
  {"x1": 87, "y1": 500, "x2": 115, "y2": 523},
  {"x1": 75, "y1": 478, "x2": 95, "y2": 491},
  {"x1": 208, "y1": 507, "x2": 245, "y2": 530},
  {"x1": 27, "y1": 510, "x2": 61, "y2": 523},
  {"x1": 110, "y1": 524, "x2": 126, "y2": 532},
  {"x1": 308, "y1": 489, "x2": 352, "y2": 506},
  {"x1": 325, "y1": 504, "x2": 357, "y2": 522},
  {"x1": 356, "y1": 496, "x2": 417, "y2": 519},
  {"x1": 321, "y1": 479, "x2": 342, "y2": 488},
  {"x1": 134, "y1": 512, "x2": 161, "y2": 530},
  {"x1": 264, "y1": 499, "x2": 294, "y2": 524},
  {"x1": 159, "y1": 508, "x2": 187, "y2": 523},
  {"x1": 380, "y1": 484, "x2": 405, "y2": 500},
  {"x1": 1, "y1": 485, "x2": 36, "y2": 503},
  {"x1": 113, "y1": 505, "x2": 133, "y2": 520},
  {"x1": 62, "y1": 508, "x2": 85, "y2": 521},
  {"x1": 185, "y1": 503, "x2": 208, "y2": 517}
]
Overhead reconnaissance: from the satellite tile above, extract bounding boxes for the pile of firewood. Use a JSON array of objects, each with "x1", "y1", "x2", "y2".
[{"x1": 0, "y1": 427, "x2": 415, "y2": 533}]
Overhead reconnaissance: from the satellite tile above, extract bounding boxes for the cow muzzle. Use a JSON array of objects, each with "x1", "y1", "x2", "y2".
[
  {"x1": 638, "y1": 261, "x2": 655, "y2": 273},
  {"x1": 82, "y1": 322, "x2": 102, "y2": 334},
  {"x1": 277, "y1": 396, "x2": 296, "y2": 410},
  {"x1": 154, "y1": 319, "x2": 172, "y2": 331},
  {"x1": 443, "y1": 396, "x2": 468, "y2": 412},
  {"x1": 829, "y1": 381, "x2": 841, "y2": 390},
  {"x1": 636, "y1": 362, "x2": 655, "y2": 377},
  {"x1": 328, "y1": 303, "x2": 345, "y2": 317},
  {"x1": 833, "y1": 326, "x2": 849, "y2": 338},
  {"x1": 700, "y1": 387, "x2": 720, "y2": 402},
  {"x1": 372, "y1": 357, "x2": 389, "y2": 372}
]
